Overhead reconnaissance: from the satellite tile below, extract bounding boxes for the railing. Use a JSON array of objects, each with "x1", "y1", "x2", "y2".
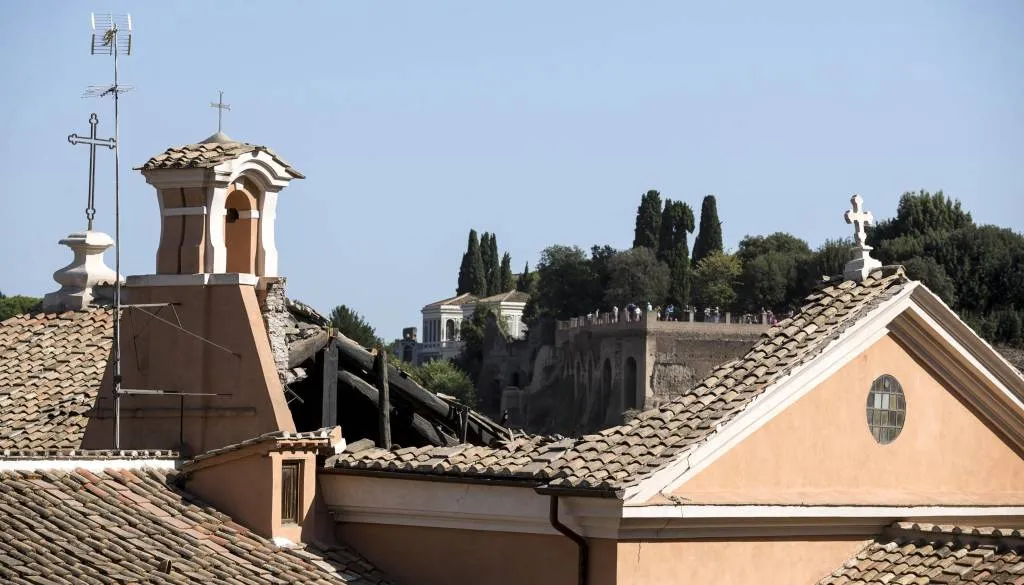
[
  {"x1": 419, "y1": 340, "x2": 465, "y2": 351},
  {"x1": 557, "y1": 309, "x2": 776, "y2": 332}
]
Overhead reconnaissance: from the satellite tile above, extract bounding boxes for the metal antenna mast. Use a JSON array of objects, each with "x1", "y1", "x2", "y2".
[{"x1": 86, "y1": 12, "x2": 133, "y2": 449}]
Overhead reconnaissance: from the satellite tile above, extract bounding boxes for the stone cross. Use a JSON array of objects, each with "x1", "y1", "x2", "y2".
[
  {"x1": 210, "y1": 90, "x2": 231, "y2": 133},
  {"x1": 844, "y1": 194, "x2": 874, "y2": 248},
  {"x1": 68, "y1": 113, "x2": 116, "y2": 230}
]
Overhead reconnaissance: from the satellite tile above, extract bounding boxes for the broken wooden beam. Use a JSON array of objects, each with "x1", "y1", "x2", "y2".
[
  {"x1": 373, "y1": 348, "x2": 392, "y2": 450},
  {"x1": 337, "y1": 370, "x2": 450, "y2": 446}
]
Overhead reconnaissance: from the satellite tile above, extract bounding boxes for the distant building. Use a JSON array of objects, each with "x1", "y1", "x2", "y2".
[{"x1": 400, "y1": 290, "x2": 530, "y2": 364}]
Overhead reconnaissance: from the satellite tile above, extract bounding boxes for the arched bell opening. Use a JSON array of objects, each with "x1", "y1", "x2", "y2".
[{"x1": 224, "y1": 185, "x2": 259, "y2": 274}]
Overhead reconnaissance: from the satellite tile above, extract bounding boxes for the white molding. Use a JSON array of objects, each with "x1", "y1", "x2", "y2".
[
  {"x1": 162, "y1": 206, "x2": 207, "y2": 217},
  {"x1": 206, "y1": 186, "x2": 228, "y2": 273},
  {"x1": 214, "y1": 151, "x2": 295, "y2": 190},
  {"x1": 886, "y1": 293, "x2": 1024, "y2": 451},
  {"x1": 623, "y1": 504, "x2": 1024, "y2": 519},
  {"x1": 236, "y1": 210, "x2": 260, "y2": 219},
  {"x1": 126, "y1": 273, "x2": 259, "y2": 287},
  {"x1": 319, "y1": 474, "x2": 585, "y2": 537},
  {"x1": 0, "y1": 458, "x2": 178, "y2": 472},
  {"x1": 141, "y1": 168, "x2": 211, "y2": 189},
  {"x1": 625, "y1": 283, "x2": 921, "y2": 504},
  {"x1": 616, "y1": 504, "x2": 1024, "y2": 539}
]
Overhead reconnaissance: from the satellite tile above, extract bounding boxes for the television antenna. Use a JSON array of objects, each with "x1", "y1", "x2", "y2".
[{"x1": 85, "y1": 12, "x2": 132, "y2": 449}]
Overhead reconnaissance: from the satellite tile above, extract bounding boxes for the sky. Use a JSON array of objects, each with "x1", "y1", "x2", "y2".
[{"x1": 0, "y1": 1, "x2": 1021, "y2": 338}]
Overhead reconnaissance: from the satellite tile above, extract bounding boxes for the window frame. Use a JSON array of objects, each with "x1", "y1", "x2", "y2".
[
  {"x1": 865, "y1": 374, "x2": 906, "y2": 445},
  {"x1": 280, "y1": 460, "x2": 302, "y2": 524}
]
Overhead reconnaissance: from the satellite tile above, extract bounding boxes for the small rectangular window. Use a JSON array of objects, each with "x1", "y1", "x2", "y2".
[{"x1": 281, "y1": 461, "x2": 302, "y2": 524}]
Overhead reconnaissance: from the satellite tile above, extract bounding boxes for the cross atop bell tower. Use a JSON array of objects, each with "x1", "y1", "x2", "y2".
[
  {"x1": 843, "y1": 194, "x2": 882, "y2": 282},
  {"x1": 210, "y1": 90, "x2": 230, "y2": 134}
]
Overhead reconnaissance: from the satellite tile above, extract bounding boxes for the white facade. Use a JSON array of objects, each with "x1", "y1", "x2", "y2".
[{"x1": 412, "y1": 291, "x2": 529, "y2": 365}]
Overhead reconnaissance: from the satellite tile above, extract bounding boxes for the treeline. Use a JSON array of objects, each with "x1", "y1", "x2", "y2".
[
  {"x1": 871, "y1": 192, "x2": 1024, "y2": 347},
  {"x1": 522, "y1": 190, "x2": 1023, "y2": 349}
]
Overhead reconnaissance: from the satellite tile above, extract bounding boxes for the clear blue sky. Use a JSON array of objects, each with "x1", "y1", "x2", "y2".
[{"x1": 1, "y1": 1, "x2": 1021, "y2": 338}]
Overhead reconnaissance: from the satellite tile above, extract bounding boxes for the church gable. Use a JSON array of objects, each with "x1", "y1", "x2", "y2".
[{"x1": 670, "y1": 332, "x2": 1024, "y2": 505}]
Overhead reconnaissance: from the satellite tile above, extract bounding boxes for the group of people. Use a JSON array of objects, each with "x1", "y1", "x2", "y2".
[{"x1": 579, "y1": 304, "x2": 796, "y2": 326}]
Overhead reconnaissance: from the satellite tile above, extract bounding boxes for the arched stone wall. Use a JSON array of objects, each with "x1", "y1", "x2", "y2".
[{"x1": 624, "y1": 356, "x2": 638, "y2": 410}]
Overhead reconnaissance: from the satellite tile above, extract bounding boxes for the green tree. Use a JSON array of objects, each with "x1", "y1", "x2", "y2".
[
  {"x1": 409, "y1": 359, "x2": 477, "y2": 407},
  {"x1": 530, "y1": 245, "x2": 601, "y2": 320},
  {"x1": 329, "y1": 304, "x2": 383, "y2": 349},
  {"x1": 692, "y1": 252, "x2": 741, "y2": 309},
  {"x1": 869, "y1": 190, "x2": 1023, "y2": 348},
  {"x1": 692, "y1": 194, "x2": 724, "y2": 266},
  {"x1": 603, "y1": 247, "x2": 670, "y2": 308},
  {"x1": 632, "y1": 190, "x2": 663, "y2": 250},
  {"x1": 658, "y1": 200, "x2": 696, "y2": 306},
  {"x1": 735, "y1": 232, "x2": 812, "y2": 311},
  {"x1": 0, "y1": 292, "x2": 40, "y2": 321},
  {"x1": 456, "y1": 229, "x2": 487, "y2": 296},
  {"x1": 805, "y1": 238, "x2": 853, "y2": 282},
  {"x1": 499, "y1": 252, "x2": 515, "y2": 292},
  {"x1": 901, "y1": 256, "x2": 957, "y2": 305},
  {"x1": 456, "y1": 304, "x2": 508, "y2": 383},
  {"x1": 516, "y1": 262, "x2": 537, "y2": 294},
  {"x1": 589, "y1": 245, "x2": 619, "y2": 294},
  {"x1": 486, "y1": 233, "x2": 501, "y2": 296},
  {"x1": 871, "y1": 190, "x2": 973, "y2": 241}
]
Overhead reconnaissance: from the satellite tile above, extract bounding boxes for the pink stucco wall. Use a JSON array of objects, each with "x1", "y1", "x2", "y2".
[{"x1": 672, "y1": 334, "x2": 1024, "y2": 505}]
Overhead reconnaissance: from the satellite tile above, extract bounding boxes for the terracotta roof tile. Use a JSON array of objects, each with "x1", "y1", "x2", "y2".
[
  {"x1": 138, "y1": 141, "x2": 304, "y2": 178},
  {"x1": 0, "y1": 465, "x2": 392, "y2": 584},
  {"x1": 329, "y1": 267, "x2": 911, "y2": 492},
  {"x1": 0, "y1": 309, "x2": 112, "y2": 450},
  {"x1": 818, "y1": 523, "x2": 1024, "y2": 584}
]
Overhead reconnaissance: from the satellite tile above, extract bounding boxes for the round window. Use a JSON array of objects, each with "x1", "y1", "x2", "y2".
[{"x1": 866, "y1": 374, "x2": 906, "y2": 444}]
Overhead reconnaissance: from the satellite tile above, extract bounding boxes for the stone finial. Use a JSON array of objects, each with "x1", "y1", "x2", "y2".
[
  {"x1": 843, "y1": 194, "x2": 882, "y2": 282},
  {"x1": 42, "y1": 231, "x2": 123, "y2": 312}
]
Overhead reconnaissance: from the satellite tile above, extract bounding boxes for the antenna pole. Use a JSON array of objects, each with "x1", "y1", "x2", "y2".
[{"x1": 112, "y1": 26, "x2": 123, "y2": 450}]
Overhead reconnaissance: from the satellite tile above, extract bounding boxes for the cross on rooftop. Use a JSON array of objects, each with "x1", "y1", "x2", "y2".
[
  {"x1": 68, "y1": 113, "x2": 116, "y2": 230},
  {"x1": 844, "y1": 194, "x2": 874, "y2": 248},
  {"x1": 210, "y1": 90, "x2": 230, "y2": 133}
]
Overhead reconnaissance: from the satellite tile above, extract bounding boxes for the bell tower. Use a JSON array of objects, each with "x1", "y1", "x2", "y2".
[
  {"x1": 82, "y1": 132, "x2": 304, "y2": 454},
  {"x1": 137, "y1": 131, "x2": 304, "y2": 281}
]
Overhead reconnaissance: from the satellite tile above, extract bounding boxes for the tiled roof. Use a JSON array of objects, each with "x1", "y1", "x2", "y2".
[
  {"x1": 139, "y1": 141, "x2": 305, "y2": 178},
  {"x1": 422, "y1": 293, "x2": 478, "y2": 310},
  {"x1": 331, "y1": 267, "x2": 910, "y2": 491},
  {"x1": 0, "y1": 465, "x2": 392, "y2": 584},
  {"x1": 328, "y1": 435, "x2": 571, "y2": 481},
  {"x1": 818, "y1": 523, "x2": 1024, "y2": 584},
  {"x1": 477, "y1": 290, "x2": 530, "y2": 304},
  {"x1": 0, "y1": 309, "x2": 112, "y2": 450},
  {"x1": 186, "y1": 428, "x2": 337, "y2": 465}
]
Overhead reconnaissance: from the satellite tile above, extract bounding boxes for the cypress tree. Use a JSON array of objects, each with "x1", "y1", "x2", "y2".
[
  {"x1": 692, "y1": 194, "x2": 724, "y2": 266},
  {"x1": 456, "y1": 230, "x2": 474, "y2": 294},
  {"x1": 479, "y1": 232, "x2": 494, "y2": 295},
  {"x1": 632, "y1": 189, "x2": 663, "y2": 250},
  {"x1": 459, "y1": 230, "x2": 487, "y2": 296},
  {"x1": 516, "y1": 262, "x2": 535, "y2": 293},
  {"x1": 665, "y1": 201, "x2": 696, "y2": 306},
  {"x1": 500, "y1": 252, "x2": 514, "y2": 292},
  {"x1": 657, "y1": 198, "x2": 676, "y2": 263},
  {"x1": 487, "y1": 233, "x2": 501, "y2": 296}
]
